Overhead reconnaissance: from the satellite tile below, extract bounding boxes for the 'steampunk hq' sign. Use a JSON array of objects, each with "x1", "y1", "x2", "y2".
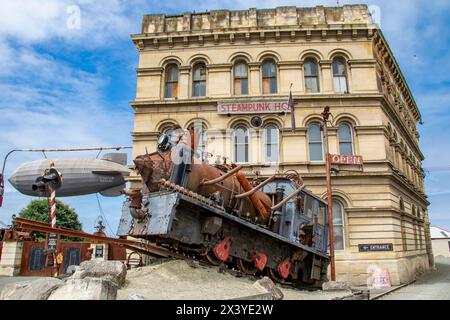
[{"x1": 217, "y1": 100, "x2": 291, "y2": 114}]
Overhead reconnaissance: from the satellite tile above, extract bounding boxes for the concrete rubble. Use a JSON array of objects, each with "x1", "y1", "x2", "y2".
[
  {"x1": 70, "y1": 260, "x2": 127, "y2": 288},
  {"x1": 0, "y1": 259, "x2": 356, "y2": 300},
  {"x1": 48, "y1": 277, "x2": 117, "y2": 300},
  {"x1": 0, "y1": 278, "x2": 64, "y2": 300}
]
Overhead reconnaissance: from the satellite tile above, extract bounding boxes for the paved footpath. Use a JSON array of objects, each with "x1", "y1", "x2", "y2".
[{"x1": 380, "y1": 257, "x2": 450, "y2": 300}]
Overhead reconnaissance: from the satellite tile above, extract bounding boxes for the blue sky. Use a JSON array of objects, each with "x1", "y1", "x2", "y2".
[{"x1": 0, "y1": 0, "x2": 449, "y2": 234}]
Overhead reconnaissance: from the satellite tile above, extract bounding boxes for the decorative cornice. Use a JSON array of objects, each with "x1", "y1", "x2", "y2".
[{"x1": 136, "y1": 67, "x2": 163, "y2": 76}]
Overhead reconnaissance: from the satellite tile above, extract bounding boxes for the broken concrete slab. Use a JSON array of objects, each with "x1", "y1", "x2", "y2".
[
  {"x1": 0, "y1": 278, "x2": 64, "y2": 300},
  {"x1": 322, "y1": 281, "x2": 351, "y2": 291},
  {"x1": 70, "y1": 260, "x2": 126, "y2": 288},
  {"x1": 252, "y1": 277, "x2": 284, "y2": 300},
  {"x1": 48, "y1": 277, "x2": 117, "y2": 300}
]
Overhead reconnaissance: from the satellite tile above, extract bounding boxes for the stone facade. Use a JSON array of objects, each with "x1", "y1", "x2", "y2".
[
  {"x1": 0, "y1": 241, "x2": 23, "y2": 276},
  {"x1": 129, "y1": 5, "x2": 431, "y2": 286}
]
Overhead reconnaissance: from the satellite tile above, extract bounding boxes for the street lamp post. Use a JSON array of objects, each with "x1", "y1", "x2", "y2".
[{"x1": 321, "y1": 107, "x2": 336, "y2": 281}]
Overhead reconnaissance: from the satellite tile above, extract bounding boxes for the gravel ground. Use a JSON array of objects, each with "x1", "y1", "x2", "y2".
[
  {"x1": 116, "y1": 259, "x2": 352, "y2": 300},
  {"x1": 380, "y1": 257, "x2": 450, "y2": 300}
]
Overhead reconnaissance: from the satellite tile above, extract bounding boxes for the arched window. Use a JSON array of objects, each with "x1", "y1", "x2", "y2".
[
  {"x1": 308, "y1": 123, "x2": 323, "y2": 161},
  {"x1": 338, "y1": 123, "x2": 353, "y2": 155},
  {"x1": 234, "y1": 61, "x2": 248, "y2": 95},
  {"x1": 304, "y1": 59, "x2": 319, "y2": 93},
  {"x1": 164, "y1": 64, "x2": 179, "y2": 98},
  {"x1": 234, "y1": 126, "x2": 249, "y2": 163},
  {"x1": 332, "y1": 58, "x2": 348, "y2": 93},
  {"x1": 264, "y1": 125, "x2": 279, "y2": 162},
  {"x1": 332, "y1": 200, "x2": 345, "y2": 250},
  {"x1": 412, "y1": 204, "x2": 416, "y2": 217},
  {"x1": 192, "y1": 63, "x2": 206, "y2": 97},
  {"x1": 262, "y1": 59, "x2": 277, "y2": 94}
]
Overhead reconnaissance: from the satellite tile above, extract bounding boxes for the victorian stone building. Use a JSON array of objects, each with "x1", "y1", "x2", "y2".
[{"x1": 129, "y1": 5, "x2": 431, "y2": 285}]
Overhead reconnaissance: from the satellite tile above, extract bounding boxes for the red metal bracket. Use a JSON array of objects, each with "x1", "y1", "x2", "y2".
[
  {"x1": 278, "y1": 258, "x2": 292, "y2": 279},
  {"x1": 251, "y1": 252, "x2": 268, "y2": 272},
  {"x1": 214, "y1": 237, "x2": 232, "y2": 261}
]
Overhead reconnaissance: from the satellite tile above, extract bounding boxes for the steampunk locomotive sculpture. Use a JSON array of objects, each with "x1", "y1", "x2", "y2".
[{"x1": 118, "y1": 127, "x2": 330, "y2": 287}]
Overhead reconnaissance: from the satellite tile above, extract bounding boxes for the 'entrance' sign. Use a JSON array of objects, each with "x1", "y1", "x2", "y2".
[
  {"x1": 358, "y1": 243, "x2": 393, "y2": 252},
  {"x1": 217, "y1": 100, "x2": 291, "y2": 114}
]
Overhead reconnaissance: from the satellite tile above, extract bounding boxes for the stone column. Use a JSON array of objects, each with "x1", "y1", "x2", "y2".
[
  {"x1": 320, "y1": 60, "x2": 333, "y2": 94},
  {"x1": 178, "y1": 66, "x2": 191, "y2": 99},
  {"x1": 248, "y1": 62, "x2": 261, "y2": 96},
  {"x1": 0, "y1": 241, "x2": 24, "y2": 276}
]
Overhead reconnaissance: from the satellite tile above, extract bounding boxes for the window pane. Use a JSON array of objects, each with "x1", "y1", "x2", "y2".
[
  {"x1": 333, "y1": 226, "x2": 344, "y2": 250},
  {"x1": 165, "y1": 83, "x2": 172, "y2": 98},
  {"x1": 308, "y1": 124, "x2": 322, "y2": 141},
  {"x1": 332, "y1": 201, "x2": 343, "y2": 225},
  {"x1": 265, "y1": 126, "x2": 279, "y2": 162},
  {"x1": 234, "y1": 126, "x2": 248, "y2": 163},
  {"x1": 234, "y1": 79, "x2": 242, "y2": 95},
  {"x1": 241, "y1": 79, "x2": 248, "y2": 95},
  {"x1": 332, "y1": 59, "x2": 346, "y2": 76},
  {"x1": 193, "y1": 64, "x2": 206, "y2": 80},
  {"x1": 235, "y1": 62, "x2": 247, "y2": 77},
  {"x1": 263, "y1": 78, "x2": 270, "y2": 94},
  {"x1": 339, "y1": 142, "x2": 353, "y2": 155},
  {"x1": 338, "y1": 124, "x2": 352, "y2": 140},
  {"x1": 166, "y1": 64, "x2": 179, "y2": 81},
  {"x1": 334, "y1": 76, "x2": 347, "y2": 93},
  {"x1": 304, "y1": 60, "x2": 318, "y2": 76},
  {"x1": 309, "y1": 143, "x2": 323, "y2": 161},
  {"x1": 270, "y1": 78, "x2": 277, "y2": 93},
  {"x1": 305, "y1": 77, "x2": 319, "y2": 93},
  {"x1": 262, "y1": 61, "x2": 276, "y2": 77}
]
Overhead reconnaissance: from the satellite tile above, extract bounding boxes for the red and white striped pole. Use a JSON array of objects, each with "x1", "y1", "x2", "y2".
[
  {"x1": 48, "y1": 162, "x2": 58, "y2": 277},
  {"x1": 49, "y1": 187, "x2": 56, "y2": 228}
]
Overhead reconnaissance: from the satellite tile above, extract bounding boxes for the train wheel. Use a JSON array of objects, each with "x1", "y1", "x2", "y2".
[
  {"x1": 267, "y1": 268, "x2": 284, "y2": 283},
  {"x1": 205, "y1": 250, "x2": 222, "y2": 266},
  {"x1": 236, "y1": 258, "x2": 258, "y2": 275}
]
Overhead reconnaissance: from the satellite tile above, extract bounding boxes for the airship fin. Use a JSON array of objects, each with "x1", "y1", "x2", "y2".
[
  {"x1": 100, "y1": 153, "x2": 127, "y2": 166},
  {"x1": 99, "y1": 184, "x2": 125, "y2": 197}
]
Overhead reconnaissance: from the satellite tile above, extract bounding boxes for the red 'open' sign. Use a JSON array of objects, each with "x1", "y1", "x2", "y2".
[{"x1": 329, "y1": 154, "x2": 364, "y2": 166}]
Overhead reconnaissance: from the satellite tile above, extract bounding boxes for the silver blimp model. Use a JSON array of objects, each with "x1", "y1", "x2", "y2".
[{"x1": 8, "y1": 153, "x2": 130, "y2": 197}]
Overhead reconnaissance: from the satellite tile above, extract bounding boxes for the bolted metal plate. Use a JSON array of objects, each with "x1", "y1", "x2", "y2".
[{"x1": 146, "y1": 192, "x2": 179, "y2": 235}]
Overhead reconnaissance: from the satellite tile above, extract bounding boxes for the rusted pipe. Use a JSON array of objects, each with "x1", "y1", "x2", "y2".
[
  {"x1": 200, "y1": 165, "x2": 243, "y2": 186},
  {"x1": 235, "y1": 175, "x2": 276, "y2": 199},
  {"x1": 270, "y1": 184, "x2": 305, "y2": 211}
]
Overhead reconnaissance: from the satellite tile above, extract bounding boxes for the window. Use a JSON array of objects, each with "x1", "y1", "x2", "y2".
[
  {"x1": 308, "y1": 123, "x2": 323, "y2": 161},
  {"x1": 332, "y1": 201, "x2": 345, "y2": 250},
  {"x1": 333, "y1": 58, "x2": 348, "y2": 93},
  {"x1": 412, "y1": 204, "x2": 416, "y2": 217},
  {"x1": 234, "y1": 61, "x2": 248, "y2": 95},
  {"x1": 192, "y1": 63, "x2": 206, "y2": 97},
  {"x1": 400, "y1": 197, "x2": 405, "y2": 211},
  {"x1": 234, "y1": 126, "x2": 249, "y2": 163},
  {"x1": 264, "y1": 125, "x2": 279, "y2": 162},
  {"x1": 164, "y1": 64, "x2": 179, "y2": 98},
  {"x1": 338, "y1": 123, "x2": 353, "y2": 155},
  {"x1": 304, "y1": 59, "x2": 319, "y2": 93},
  {"x1": 262, "y1": 59, "x2": 277, "y2": 94}
]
